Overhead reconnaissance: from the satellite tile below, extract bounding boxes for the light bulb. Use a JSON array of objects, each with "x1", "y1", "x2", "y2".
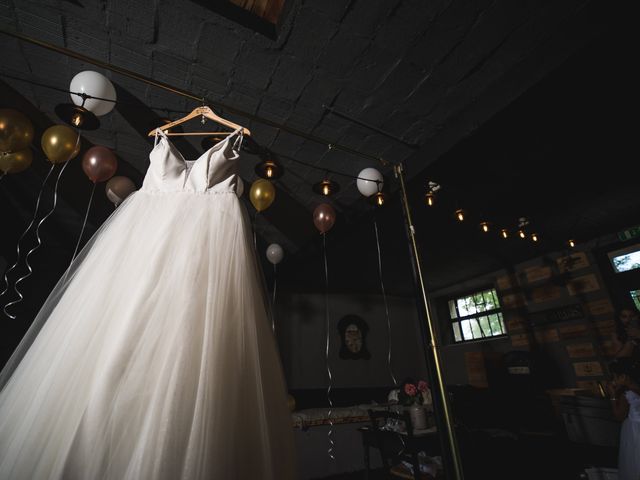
[
  {"x1": 480, "y1": 222, "x2": 489, "y2": 233},
  {"x1": 501, "y1": 229, "x2": 508, "y2": 239},
  {"x1": 71, "y1": 111, "x2": 83, "y2": 127},
  {"x1": 266, "y1": 165, "x2": 274, "y2": 178},
  {"x1": 322, "y1": 183, "x2": 330, "y2": 195},
  {"x1": 531, "y1": 233, "x2": 539, "y2": 242},
  {"x1": 455, "y1": 209, "x2": 465, "y2": 222},
  {"x1": 518, "y1": 229, "x2": 526, "y2": 239},
  {"x1": 426, "y1": 192, "x2": 434, "y2": 206},
  {"x1": 568, "y1": 239, "x2": 576, "y2": 248},
  {"x1": 376, "y1": 192, "x2": 384, "y2": 206}
]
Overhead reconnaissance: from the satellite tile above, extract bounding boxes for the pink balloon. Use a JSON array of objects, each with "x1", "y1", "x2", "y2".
[
  {"x1": 313, "y1": 203, "x2": 336, "y2": 234},
  {"x1": 82, "y1": 146, "x2": 118, "y2": 183}
]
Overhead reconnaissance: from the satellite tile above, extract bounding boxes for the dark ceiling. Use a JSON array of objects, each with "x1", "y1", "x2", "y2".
[{"x1": 0, "y1": 0, "x2": 632, "y2": 313}]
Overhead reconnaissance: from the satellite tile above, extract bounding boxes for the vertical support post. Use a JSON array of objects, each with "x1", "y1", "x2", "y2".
[{"x1": 394, "y1": 163, "x2": 465, "y2": 480}]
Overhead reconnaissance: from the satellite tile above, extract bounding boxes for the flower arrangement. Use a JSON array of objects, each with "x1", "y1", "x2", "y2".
[{"x1": 399, "y1": 378, "x2": 429, "y2": 406}]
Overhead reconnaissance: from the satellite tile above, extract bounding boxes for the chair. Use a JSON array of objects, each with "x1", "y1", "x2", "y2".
[{"x1": 367, "y1": 409, "x2": 436, "y2": 480}]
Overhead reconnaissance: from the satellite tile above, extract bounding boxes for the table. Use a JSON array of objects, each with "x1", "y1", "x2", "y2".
[{"x1": 358, "y1": 425, "x2": 439, "y2": 479}]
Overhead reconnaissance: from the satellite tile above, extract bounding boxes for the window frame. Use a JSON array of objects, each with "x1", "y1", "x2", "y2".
[{"x1": 447, "y1": 286, "x2": 508, "y2": 344}]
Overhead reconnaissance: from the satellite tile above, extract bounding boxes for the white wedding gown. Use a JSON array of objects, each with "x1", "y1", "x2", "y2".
[{"x1": 0, "y1": 129, "x2": 296, "y2": 479}]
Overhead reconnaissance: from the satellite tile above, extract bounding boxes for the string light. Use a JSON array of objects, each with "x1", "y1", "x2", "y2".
[
  {"x1": 372, "y1": 191, "x2": 386, "y2": 207},
  {"x1": 501, "y1": 229, "x2": 508, "y2": 239},
  {"x1": 426, "y1": 191, "x2": 435, "y2": 206},
  {"x1": 479, "y1": 221, "x2": 490, "y2": 233},
  {"x1": 313, "y1": 179, "x2": 340, "y2": 197},
  {"x1": 425, "y1": 181, "x2": 440, "y2": 207},
  {"x1": 455, "y1": 209, "x2": 465, "y2": 222},
  {"x1": 568, "y1": 239, "x2": 576, "y2": 248},
  {"x1": 255, "y1": 157, "x2": 283, "y2": 180},
  {"x1": 518, "y1": 229, "x2": 526, "y2": 239},
  {"x1": 531, "y1": 233, "x2": 539, "y2": 242}
]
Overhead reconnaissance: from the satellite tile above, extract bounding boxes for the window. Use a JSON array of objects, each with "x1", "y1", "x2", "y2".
[
  {"x1": 631, "y1": 290, "x2": 640, "y2": 311},
  {"x1": 448, "y1": 288, "x2": 506, "y2": 343},
  {"x1": 608, "y1": 244, "x2": 640, "y2": 273}
]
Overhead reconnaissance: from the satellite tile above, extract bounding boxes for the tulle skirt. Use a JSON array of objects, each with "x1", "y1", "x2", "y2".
[
  {"x1": 618, "y1": 418, "x2": 640, "y2": 480},
  {"x1": 0, "y1": 189, "x2": 295, "y2": 480}
]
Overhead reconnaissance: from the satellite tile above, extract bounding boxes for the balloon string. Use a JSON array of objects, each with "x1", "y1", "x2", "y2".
[
  {"x1": 374, "y1": 219, "x2": 397, "y2": 386},
  {"x1": 271, "y1": 263, "x2": 277, "y2": 333},
  {"x1": 0, "y1": 164, "x2": 55, "y2": 303},
  {"x1": 64, "y1": 182, "x2": 96, "y2": 282},
  {"x1": 4, "y1": 134, "x2": 77, "y2": 320},
  {"x1": 323, "y1": 233, "x2": 335, "y2": 460},
  {"x1": 253, "y1": 212, "x2": 258, "y2": 252}
]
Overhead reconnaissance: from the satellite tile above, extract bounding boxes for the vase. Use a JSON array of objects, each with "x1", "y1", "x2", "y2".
[{"x1": 408, "y1": 404, "x2": 427, "y2": 430}]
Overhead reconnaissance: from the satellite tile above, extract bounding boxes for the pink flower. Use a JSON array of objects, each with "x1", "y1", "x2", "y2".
[
  {"x1": 404, "y1": 383, "x2": 417, "y2": 396},
  {"x1": 417, "y1": 380, "x2": 428, "y2": 392}
]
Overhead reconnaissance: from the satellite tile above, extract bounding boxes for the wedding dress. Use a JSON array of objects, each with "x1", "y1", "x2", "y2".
[{"x1": 0, "y1": 129, "x2": 296, "y2": 479}]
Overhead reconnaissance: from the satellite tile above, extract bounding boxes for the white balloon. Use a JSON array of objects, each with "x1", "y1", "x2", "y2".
[
  {"x1": 356, "y1": 168, "x2": 383, "y2": 197},
  {"x1": 236, "y1": 177, "x2": 244, "y2": 197},
  {"x1": 69, "y1": 71, "x2": 117, "y2": 116},
  {"x1": 266, "y1": 243, "x2": 284, "y2": 265}
]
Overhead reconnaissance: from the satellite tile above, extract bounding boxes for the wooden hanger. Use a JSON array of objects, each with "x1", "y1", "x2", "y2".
[{"x1": 147, "y1": 106, "x2": 251, "y2": 137}]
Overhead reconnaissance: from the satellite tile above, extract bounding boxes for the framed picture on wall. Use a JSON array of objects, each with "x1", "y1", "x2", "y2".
[{"x1": 337, "y1": 314, "x2": 371, "y2": 360}]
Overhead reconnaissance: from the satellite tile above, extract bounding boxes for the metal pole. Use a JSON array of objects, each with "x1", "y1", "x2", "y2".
[
  {"x1": 394, "y1": 162, "x2": 465, "y2": 480},
  {"x1": 0, "y1": 28, "x2": 385, "y2": 165}
]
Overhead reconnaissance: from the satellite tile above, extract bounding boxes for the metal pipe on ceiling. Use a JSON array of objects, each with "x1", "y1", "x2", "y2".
[{"x1": 0, "y1": 28, "x2": 386, "y2": 165}]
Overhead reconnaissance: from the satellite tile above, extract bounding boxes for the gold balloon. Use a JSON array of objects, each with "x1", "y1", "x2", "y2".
[
  {"x1": 249, "y1": 178, "x2": 275, "y2": 212},
  {"x1": 0, "y1": 109, "x2": 34, "y2": 153},
  {"x1": 41, "y1": 125, "x2": 81, "y2": 164},
  {"x1": 0, "y1": 149, "x2": 32, "y2": 174}
]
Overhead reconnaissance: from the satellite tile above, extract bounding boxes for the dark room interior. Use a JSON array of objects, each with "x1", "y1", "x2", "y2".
[{"x1": 0, "y1": 1, "x2": 637, "y2": 479}]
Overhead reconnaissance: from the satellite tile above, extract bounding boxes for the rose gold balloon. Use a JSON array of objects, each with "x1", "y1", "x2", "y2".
[
  {"x1": 313, "y1": 203, "x2": 336, "y2": 234},
  {"x1": 82, "y1": 146, "x2": 117, "y2": 183}
]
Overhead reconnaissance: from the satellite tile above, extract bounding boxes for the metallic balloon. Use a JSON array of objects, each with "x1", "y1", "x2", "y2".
[
  {"x1": 41, "y1": 125, "x2": 81, "y2": 164},
  {"x1": 105, "y1": 176, "x2": 136, "y2": 206},
  {"x1": 249, "y1": 178, "x2": 275, "y2": 212},
  {"x1": 69, "y1": 71, "x2": 117, "y2": 116},
  {"x1": 313, "y1": 203, "x2": 336, "y2": 234},
  {"x1": 0, "y1": 109, "x2": 34, "y2": 153},
  {"x1": 82, "y1": 145, "x2": 118, "y2": 183},
  {"x1": 0, "y1": 149, "x2": 32, "y2": 174},
  {"x1": 356, "y1": 167, "x2": 384, "y2": 197},
  {"x1": 266, "y1": 243, "x2": 284, "y2": 265}
]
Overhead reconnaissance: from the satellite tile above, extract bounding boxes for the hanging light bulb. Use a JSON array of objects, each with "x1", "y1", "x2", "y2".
[
  {"x1": 518, "y1": 229, "x2": 526, "y2": 239},
  {"x1": 531, "y1": 233, "x2": 539, "y2": 242},
  {"x1": 479, "y1": 221, "x2": 490, "y2": 233},
  {"x1": 255, "y1": 153, "x2": 283, "y2": 180},
  {"x1": 425, "y1": 181, "x2": 440, "y2": 207},
  {"x1": 426, "y1": 191, "x2": 435, "y2": 206},
  {"x1": 568, "y1": 239, "x2": 576, "y2": 248},
  {"x1": 54, "y1": 103, "x2": 99, "y2": 130},
  {"x1": 455, "y1": 209, "x2": 465, "y2": 222},
  {"x1": 501, "y1": 229, "x2": 509, "y2": 239},
  {"x1": 312, "y1": 178, "x2": 340, "y2": 197},
  {"x1": 371, "y1": 191, "x2": 386, "y2": 207}
]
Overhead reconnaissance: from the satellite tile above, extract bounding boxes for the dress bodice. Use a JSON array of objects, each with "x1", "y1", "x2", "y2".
[{"x1": 141, "y1": 129, "x2": 243, "y2": 194}]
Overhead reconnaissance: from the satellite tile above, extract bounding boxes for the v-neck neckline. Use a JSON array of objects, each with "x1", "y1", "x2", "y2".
[{"x1": 154, "y1": 129, "x2": 240, "y2": 165}]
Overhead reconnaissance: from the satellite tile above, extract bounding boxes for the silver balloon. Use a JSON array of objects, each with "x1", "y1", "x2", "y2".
[
  {"x1": 105, "y1": 176, "x2": 136, "y2": 206},
  {"x1": 266, "y1": 243, "x2": 284, "y2": 265}
]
